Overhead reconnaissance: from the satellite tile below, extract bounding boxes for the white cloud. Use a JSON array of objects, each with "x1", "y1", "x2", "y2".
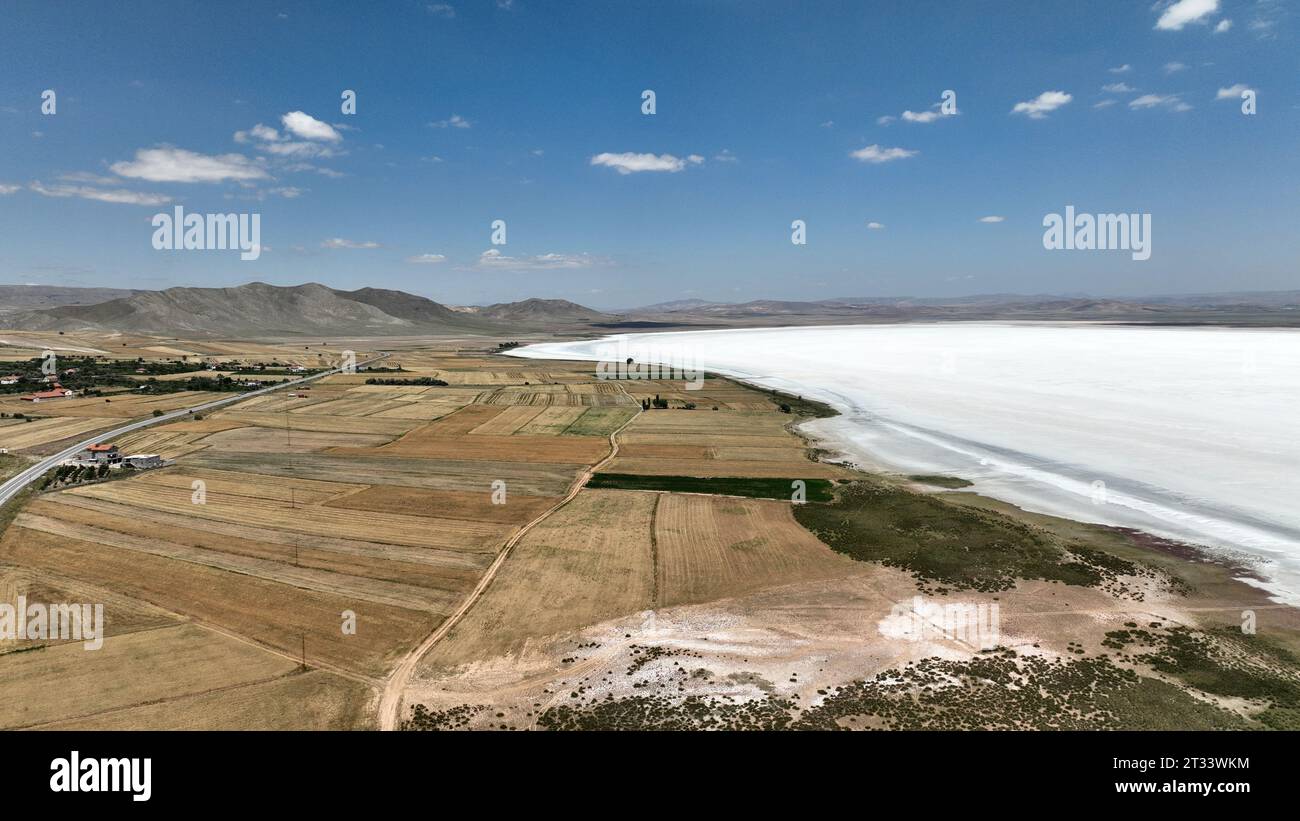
[
  {"x1": 978, "y1": 215, "x2": 1005, "y2": 223},
  {"x1": 1109, "y1": 64, "x2": 1132, "y2": 74},
  {"x1": 281, "y1": 111, "x2": 341, "y2": 142},
  {"x1": 1216, "y1": 84, "x2": 1252, "y2": 99},
  {"x1": 849, "y1": 144, "x2": 918, "y2": 163},
  {"x1": 901, "y1": 109, "x2": 940, "y2": 124},
  {"x1": 111, "y1": 146, "x2": 268, "y2": 183},
  {"x1": 429, "y1": 114, "x2": 471, "y2": 129},
  {"x1": 1214, "y1": 19, "x2": 1233, "y2": 32},
  {"x1": 820, "y1": 120, "x2": 835, "y2": 128},
  {"x1": 234, "y1": 123, "x2": 281, "y2": 143},
  {"x1": 0, "y1": 183, "x2": 21, "y2": 195},
  {"x1": 1011, "y1": 90, "x2": 1073, "y2": 119},
  {"x1": 427, "y1": 3, "x2": 455, "y2": 18},
  {"x1": 1093, "y1": 99, "x2": 1118, "y2": 109},
  {"x1": 866, "y1": 221, "x2": 884, "y2": 230},
  {"x1": 284, "y1": 163, "x2": 345, "y2": 178},
  {"x1": 259, "y1": 140, "x2": 338, "y2": 158},
  {"x1": 1155, "y1": 0, "x2": 1219, "y2": 31},
  {"x1": 713, "y1": 149, "x2": 739, "y2": 163},
  {"x1": 322, "y1": 238, "x2": 381, "y2": 249},
  {"x1": 476, "y1": 249, "x2": 603, "y2": 269},
  {"x1": 1130, "y1": 93, "x2": 1191, "y2": 111},
  {"x1": 1163, "y1": 61, "x2": 1188, "y2": 74},
  {"x1": 30, "y1": 180, "x2": 171, "y2": 206},
  {"x1": 875, "y1": 115, "x2": 896, "y2": 125},
  {"x1": 590, "y1": 152, "x2": 702, "y2": 174},
  {"x1": 406, "y1": 253, "x2": 447, "y2": 264},
  {"x1": 1103, "y1": 82, "x2": 1136, "y2": 93}
]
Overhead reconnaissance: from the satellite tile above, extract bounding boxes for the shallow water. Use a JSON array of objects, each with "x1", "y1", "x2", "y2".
[{"x1": 511, "y1": 322, "x2": 1300, "y2": 604}]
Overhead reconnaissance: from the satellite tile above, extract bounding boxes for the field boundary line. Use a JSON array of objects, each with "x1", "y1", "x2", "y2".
[{"x1": 377, "y1": 382, "x2": 643, "y2": 730}]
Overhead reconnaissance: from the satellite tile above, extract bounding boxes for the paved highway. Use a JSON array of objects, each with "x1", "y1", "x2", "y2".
[{"x1": 0, "y1": 352, "x2": 388, "y2": 507}]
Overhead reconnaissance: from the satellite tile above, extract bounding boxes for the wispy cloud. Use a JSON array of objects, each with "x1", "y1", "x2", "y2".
[
  {"x1": 590, "y1": 152, "x2": 703, "y2": 174},
  {"x1": 1214, "y1": 18, "x2": 1233, "y2": 33},
  {"x1": 1129, "y1": 93, "x2": 1192, "y2": 111},
  {"x1": 1011, "y1": 90, "x2": 1073, "y2": 119},
  {"x1": 406, "y1": 253, "x2": 447, "y2": 264},
  {"x1": 0, "y1": 183, "x2": 22, "y2": 195},
  {"x1": 427, "y1": 3, "x2": 455, "y2": 19},
  {"x1": 1216, "y1": 84, "x2": 1252, "y2": 100},
  {"x1": 978, "y1": 215, "x2": 1005, "y2": 223},
  {"x1": 1155, "y1": 0, "x2": 1220, "y2": 31},
  {"x1": 1108, "y1": 64, "x2": 1132, "y2": 74},
  {"x1": 110, "y1": 146, "x2": 268, "y2": 183},
  {"x1": 866, "y1": 221, "x2": 884, "y2": 230},
  {"x1": 476, "y1": 249, "x2": 604, "y2": 270},
  {"x1": 849, "y1": 144, "x2": 917, "y2": 163},
  {"x1": 322, "y1": 238, "x2": 381, "y2": 249},
  {"x1": 879, "y1": 95, "x2": 960, "y2": 125},
  {"x1": 1103, "y1": 82, "x2": 1136, "y2": 93},
  {"x1": 429, "y1": 114, "x2": 471, "y2": 129},
  {"x1": 236, "y1": 114, "x2": 344, "y2": 164},
  {"x1": 1163, "y1": 61, "x2": 1188, "y2": 74},
  {"x1": 30, "y1": 180, "x2": 171, "y2": 205}
]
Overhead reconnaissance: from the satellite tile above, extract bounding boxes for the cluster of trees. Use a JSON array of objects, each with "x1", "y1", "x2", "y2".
[
  {"x1": 137, "y1": 375, "x2": 259, "y2": 394},
  {"x1": 363, "y1": 377, "x2": 448, "y2": 386},
  {"x1": 41, "y1": 462, "x2": 110, "y2": 490},
  {"x1": 642, "y1": 395, "x2": 706, "y2": 411}
]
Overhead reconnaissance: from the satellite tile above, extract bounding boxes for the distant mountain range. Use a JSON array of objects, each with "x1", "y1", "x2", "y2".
[{"x1": 0, "y1": 283, "x2": 1296, "y2": 337}]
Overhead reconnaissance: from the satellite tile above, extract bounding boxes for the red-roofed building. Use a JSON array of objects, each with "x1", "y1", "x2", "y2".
[
  {"x1": 21, "y1": 386, "x2": 75, "y2": 402},
  {"x1": 76, "y1": 443, "x2": 120, "y2": 464}
]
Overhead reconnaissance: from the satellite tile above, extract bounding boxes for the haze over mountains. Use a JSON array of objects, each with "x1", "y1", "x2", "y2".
[{"x1": 0, "y1": 283, "x2": 1296, "y2": 337}]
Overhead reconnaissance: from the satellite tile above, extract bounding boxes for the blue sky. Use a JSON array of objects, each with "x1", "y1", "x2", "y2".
[{"x1": 1, "y1": 0, "x2": 1296, "y2": 310}]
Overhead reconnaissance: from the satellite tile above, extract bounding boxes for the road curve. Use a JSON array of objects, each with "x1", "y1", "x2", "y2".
[{"x1": 0, "y1": 352, "x2": 389, "y2": 507}]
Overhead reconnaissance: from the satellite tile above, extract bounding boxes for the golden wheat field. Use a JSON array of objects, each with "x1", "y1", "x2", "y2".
[{"x1": 0, "y1": 333, "x2": 860, "y2": 729}]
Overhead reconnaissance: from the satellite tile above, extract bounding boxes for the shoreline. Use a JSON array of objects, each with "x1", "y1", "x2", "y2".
[
  {"x1": 508, "y1": 329, "x2": 1299, "y2": 606},
  {"x1": 509, "y1": 341, "x2": 1297, "y2": 620}
]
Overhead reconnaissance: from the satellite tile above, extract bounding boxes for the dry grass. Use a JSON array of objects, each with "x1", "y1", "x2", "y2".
[
  {"x1": 336, "y1": 432, "x2": 610, "y2": 464},
  {"x1": 654, "y1": 494, "x2": 858, "y2": 606},
  {"x1": 0, "y1": 623, "x2": 299, "y2": 729},
  {"x1": 184, "y1": 450, "x2": 585, "y2": 496},
  {"x1": 0, "y1": 417, "x2": 117, "y2": 451},
  {"x1": 195, "y1": 426, "x2": 394, "y2": 453},
  {"x1": 0, "y1": 527, "x2": 441, "y2": 677},
  {"x1": 418, "y1": 489, "x2": 657, "y2": 671},
  {"x1": 325, "y1": 486, "x2": 562, "y2": 525},
  {"x1": 216, "y1": 410, "x2": 421, "y2": 436},
  {"x1": 515, "y1": 407, "x2": 587, "y2": 434},
  {"x1": 62, "y1": 481, "x2": 511, "y2": 551},
  {"x1": 36, "y1": 669, "x2": 376, "y2": 730}
]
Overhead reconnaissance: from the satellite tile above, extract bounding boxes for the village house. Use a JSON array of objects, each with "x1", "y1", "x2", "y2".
[
  {"x1": 76, "y1": 443, "x2": 121, "y2": 465},
  {"x1": 22, "y1": 385, "x2": 75, "y2": 402},
  {"x1": 0, "y1": 374, "x2": 21, "y2": 385}
]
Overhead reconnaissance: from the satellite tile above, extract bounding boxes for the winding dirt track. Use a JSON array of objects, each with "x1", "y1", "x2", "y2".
[{"x1": 377, "y1": 388, "x2": 641, "y2": 730}]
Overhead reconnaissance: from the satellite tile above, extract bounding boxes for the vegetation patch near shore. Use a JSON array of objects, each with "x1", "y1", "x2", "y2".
[
  {"x1": 793, "y1": 480, "x2": 1143, "y2": 592},
  {"x1": 1104, "y1": 624, "x2": 1300, "y2": 729},
  {"x1": 529, "y1": 650, "x2": 1245, "y2": 731}
]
